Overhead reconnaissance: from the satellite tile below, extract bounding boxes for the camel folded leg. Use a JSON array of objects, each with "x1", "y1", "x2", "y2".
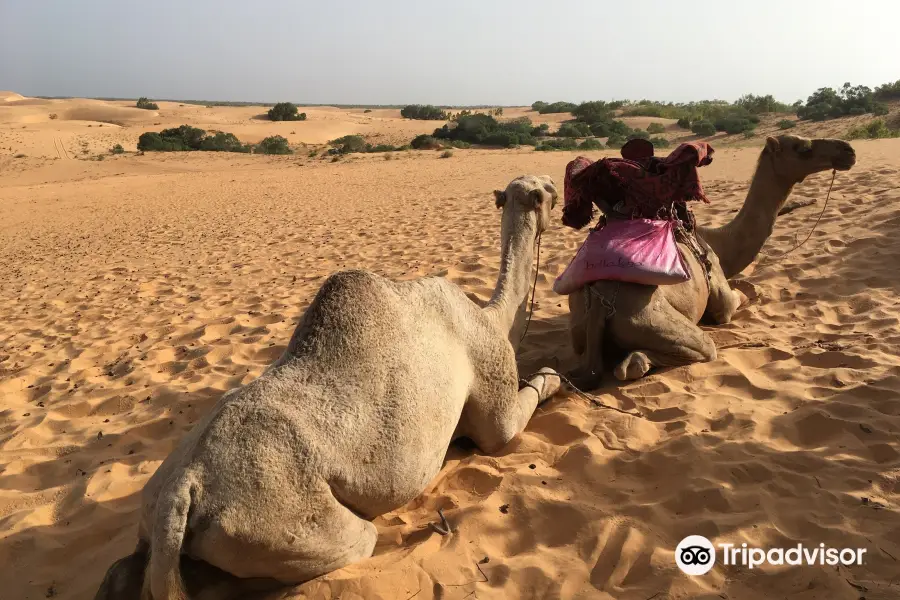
[
  {"x1": 463, "y1": 368, "x2": 560, "y2": 454},
  {"x1": 613, "y1": 300, "x2": 717, "y2": 381}
]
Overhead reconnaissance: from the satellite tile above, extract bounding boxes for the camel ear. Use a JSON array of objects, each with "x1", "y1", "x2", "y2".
[
  {"x1": 529, "y1": 188, "x2": 544, "y2": 209},
  {"x1": 494, "y1": 190, "x2": 506, "y2": 209},
  {"x1": 765, "y1": 136, "x2": 781, "y2": 154}
]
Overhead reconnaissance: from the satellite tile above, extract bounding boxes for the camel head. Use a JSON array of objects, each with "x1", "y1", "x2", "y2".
[
  {"x1": 763, "y1": 134, "x2": 856, "y2": 183},
  {"x1": 493, "y1": 175, "x2": 558, "y2": 235}
]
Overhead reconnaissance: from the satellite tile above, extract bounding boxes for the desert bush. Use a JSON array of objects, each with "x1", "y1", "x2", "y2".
[
  {"x1": 136, "y1": 97, "x2": 159, "y2": 110},
  {"x1": 777, "y1": 119, "x2": 796, "y2": 129},
  {"x1": 605, "y1": 134, "x2": 626, "y2": 148},
  {"x1": 846, "y1": 119, "x2": 900, "y2": 140},
  {"x1": 308, "y1": 149, "x2": 318, "y2": 157},
  {"x1": 556, "y1": 122, "x2": 592, "y2": 137},
  {"x1": 572, "y1": 101, "x2": 614, "y2": 123},
  {"x1": 627, "y1": 129, "x2": 651, "y2": 140},
  {"x1": 430, "y1": 114, "x2": 534, "y2": 147},
  {"x1": 49, "y1": 113, "x2": 58, "y2": 120},
  {"x1": 537, "y1": 101, "x2": 578, "y2": 114},
  {"x1": 531, "y1": 101, "x2": 548, "y2": 112},
  {"x1": 411, "y1": 134, "x2": 443, "y2": 150},
  {"x1": 136, "y1": 125, "x2": 207, "y2": 151},
  {"x1": 110, "y1": 144, "x2": 125, "y2": 154},
  {"x1": 14, "y1": 153, "x2": 26, "y2": 158},
  {"x1": 735, "y1": 94, "x2": 791, "y2": 114},
  {"x1": 716, "y1": 117, "x2": 756, "y2": 135},
  {"x1": 329, "y1": 135, "x2": 367, "y2": 153},
  {"x1": 691, "y1": 120, "x2": 717, "y2": 137},
  {"x1": 268, "y1": 102, "x2": 307, "y2": 121},
  {"x1": 578, "y1": 137, "x2": 604, "y2": 150},
  {"x1": 383, "y1": 153, "x2": 393, "y2": 160},
  {"x1": 647, "y1": 123, "x2": 666, "y2": 134},
  {"x1": 874, "y1": 103, "x2": 890, "y2": 116},
  {"x1": 650, "y1": 137, "x2": 670, "y2": 148},
  {"x1": 875, "y1": 79, "x2": 900, "y2": 100},
  {"x1": 363, "y1": 109, "x2": 372, "y2": 113},
  {"x1": 256, "y1": 135, "x2": 292, "y2": 154},
  {"x1": 676, "y1": 117, "x2": 691, "y2": 129},
  {"x1": 440, "y1": 150, "x2": 453, "y2": 158},
  {"x1": 201, "y1": 132, "x2": 250, "y2": 152},
  {"x1": 400, "y1": 105, "x2": 448, "y2": 120},
  {"x1": 535, "y1": 138, "x2": 578, "y2": 151},
  {"x1": 531, "y1": 123, "x2": 550, "y2": 137},
  {"x1": 797, "y1": 83, "x2": 880, "y2": 121},
  {"x1": 137, "y1": 132, "x2": 183, "y2": 151},
  {"x1": 742, "y1": 131, "x2": 755, "y2": 139}
]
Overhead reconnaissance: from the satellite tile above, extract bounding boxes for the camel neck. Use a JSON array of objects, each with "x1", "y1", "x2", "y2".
[
  {"x1": 484, "y1": 212, "x2": 538, "y2": 346},
  {"x1": 699, "y1": 152, "x2": 795, "y2": 279}
]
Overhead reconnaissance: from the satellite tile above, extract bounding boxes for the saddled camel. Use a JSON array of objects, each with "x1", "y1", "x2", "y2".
[{"x1": 567, "y1": 135, "x2": 856, "y2": 385}]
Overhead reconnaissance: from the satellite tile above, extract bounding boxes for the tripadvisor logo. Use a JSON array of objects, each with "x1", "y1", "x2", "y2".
[{"x1": 675, "y1": 535, "x2": 867, "y2": 575}]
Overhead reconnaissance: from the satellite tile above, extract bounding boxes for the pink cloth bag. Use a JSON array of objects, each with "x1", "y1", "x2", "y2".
[{"x1": 553, "y1": 218, "x2": 690, "y2": 295}]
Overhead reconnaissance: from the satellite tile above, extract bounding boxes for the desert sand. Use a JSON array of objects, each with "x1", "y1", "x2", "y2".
[{"x1": 1, "y1": 94, "x2": 899, "y2": 600}]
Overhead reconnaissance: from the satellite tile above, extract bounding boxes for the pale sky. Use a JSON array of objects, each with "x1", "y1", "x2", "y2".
[{"x1": 1, "y1": 0, "x2": 896, "y2": 106}]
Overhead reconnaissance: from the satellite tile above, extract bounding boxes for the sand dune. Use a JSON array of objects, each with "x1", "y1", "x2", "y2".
[{"x1": 1, "y1": 95, "x2": 899, "y2": 599}]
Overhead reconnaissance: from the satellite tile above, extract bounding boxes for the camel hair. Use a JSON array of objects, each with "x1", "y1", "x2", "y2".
[
  {"x1": 567, "y1": 134, "x2": 856, "y2": 386},
  {"x1": 93, "y1": 175, "x2": 562, "y2": 600}
]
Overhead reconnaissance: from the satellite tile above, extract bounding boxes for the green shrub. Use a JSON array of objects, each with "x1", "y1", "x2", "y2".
[
  {"x1": 605, "y1": 134, "x2": 626, "y2": 148},
  {"x1": 874, "y1": 103, "x2": 890, "y2": 116},
  {"x1": 578, "y1": 137, "x2": 604, "y2": 150},
  {"x1": 267, "y1": 102, "x2": 307, "y2": 121},
  {"x1": 480, "y1": 131, "x2": 519, "y2": 147},
  {"x1": 797, "y1": 83, "x2": 880, "y2": 121},
  {"x1": 572, "y1": 101, "x2": 614, "y2": 123},
  {"x1": 717, "y1": 117, "x2": 756, "y2": 135},
  {"x1": 410, "y1": 134, "x2": 442, "y2": 150},
  {"x1": 448, "y1": 140, "x2": 471, "y2": 149},
  {"x1": 676, "y1": 117, "x2": 691, "y2": 129},
  {"x1": 429, "y1": 114, "x2": 534, "y2": 147},
  {"x1": 556, "y1": 122, "x2": 592, "y2": 137},
  {"x1": 440, "y1": 149, "x2": 453, "y2": 158},
  {"x1": 875, "y1": 79, "x2": 900, "y2": 100},
  {"x1": 535, "y1": 138, "x2": 578, "y2": 151},
  {"x1": 650, "y1": 137, "x2": 670, "y2": 148},
  {"x1": 201, "y1": 132, "x2": 250, "y2": 152},
  {"x1": 589, "y1": 121, "x2": 611, "y2": 137},
  {"x1": 743, "y1": 131, "x2": 755, "y2": 139},
  {"x1": 735, "y1": 94, "x2": 791, "y2": 114},
  {"x1": 110, "y1": 144, "x2": 125, "y2": 154},
  {"x1": 531, "y1": 123, "x2": 550, "y2": 137},
  {"x1": 531, "y1": 101, "x2": 548, "y2": 112},
  {"x1": 363, "y1": 109, "x2": 372, "y2": 113},
  {"x1": 537, "y1": 101, "x2": 577, "y2": 114},
  {"x1": 627, "y1": 129, "x2": 650, "y2": 140},
  {"x1": 137, "y1": 125, "x2": 207, "y2": 151},
  {"x1": 846, "y1": 119, "x2": 900, "y2": 140},
  {"x1": 255, "y1": 135, "x2": 292, "y2": 154},
  {"x1": 330, "y1": 135, "x2": 367, "y2": 153},
  {"x1": 691, "y1": 120, "x2": 717, "y2": 137},
  {"x1": 647, "y1": 123, "x2": 666, "y2": 134},
  {"x1": 777, "y1": 119, "x2": 796, "y2": 130},
  {"x1": 136, "y1": 97, "x2": 159, "y2": 110},
  {"x1": 400, "y1": 105, "x2": 448, "y2": 120}
]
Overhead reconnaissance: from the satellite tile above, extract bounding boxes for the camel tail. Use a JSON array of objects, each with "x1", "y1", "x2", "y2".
[{"x1": 143, "y1": 477, "x2": 195, "y2": 600}]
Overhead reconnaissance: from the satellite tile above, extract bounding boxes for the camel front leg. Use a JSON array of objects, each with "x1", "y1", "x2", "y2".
[
  {"x1": 567, "y1": 287, "x2": 606, "y2": 390},
  {"x1": 614, "y1": 300, "x2": 717, "y2": 381},
  {"x1": 464, "y1": 368, "x2": 560, "y2": 454}
]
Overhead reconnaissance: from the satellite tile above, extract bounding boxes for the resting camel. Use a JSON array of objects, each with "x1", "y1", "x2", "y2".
[
  {"x1": 568, "y1": 134, "x2": 856, "y2": 385},
  {"x1": 95, "y1": 176, "x2": 562, "y2": 600}
]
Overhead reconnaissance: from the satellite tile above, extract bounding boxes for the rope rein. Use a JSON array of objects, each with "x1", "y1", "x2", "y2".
[
  {"x1": 517, "y1": 232, "x2": 541, "y2": 348},
  {"x1": 519, "y1": 371, "x2": 645, "y2": 418},
  {"x1": 759, "y1": 169, "x2": 837, "y2": 266}
]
